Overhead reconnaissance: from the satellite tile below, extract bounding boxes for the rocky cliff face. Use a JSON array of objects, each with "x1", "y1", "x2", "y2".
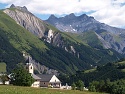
[
  {"x1": 46, "y1": 13, "x2": 125, "y2": 54},
  {"x1": 4, "y1": 5, "x2": 45, "y2": 38},
  {"x1": 99, "y1": 32, "x2": 125, "y2": 53}
]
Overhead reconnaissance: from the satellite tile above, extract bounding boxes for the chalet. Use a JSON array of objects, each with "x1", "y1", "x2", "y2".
[
  {"x1": 26, "y1": 57, "x2": 61, "y2": 88},
  {"x1": 36, "y1": 74, "x2": 61, "y2": 88}
]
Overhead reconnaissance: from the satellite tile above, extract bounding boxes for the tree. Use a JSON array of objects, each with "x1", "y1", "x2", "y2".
[
  {"x1": 76, "y1": 80, "x2": 84, "y2": 91},
  {"x1": 104, "y1": 79, "x2": 112, "y2": 93},
  {"x1": 88, "y1": 83, "x2": 96, "y2": 92},
  {"x1": 110, "y1": 79, "x2": 125, "y2": 94},
  {"x1": 11, "y1": 64, "x2": 34, "y2": 86},
  {"x1": 71, "y1": 82, "x2": 76, "y2": 90},
  {"x1": 90, "y1": 81, "x2": 99, "y2": 91},
  {"x1": 98, "y1": 80, "x2": 105, "y2": 92}
]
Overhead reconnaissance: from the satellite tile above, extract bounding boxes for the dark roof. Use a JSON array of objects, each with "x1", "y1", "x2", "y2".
[
  {"x1": 36, "y1": 74, "x2": 53, "y2": 82},
  {"x1": 32, "y1": 74, "x2": 41, "y2": 80}
]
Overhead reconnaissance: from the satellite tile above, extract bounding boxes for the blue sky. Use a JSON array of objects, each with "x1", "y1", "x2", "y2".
[
  {"x1": 0, "y1": 0, "x2": 125, "y2": 28},
  {"x1": 0, "y1": 3, "x2": 7, "y2": 9},
  {"x1": 34, "y1": 13, "x2": 50, "y2": 20}
]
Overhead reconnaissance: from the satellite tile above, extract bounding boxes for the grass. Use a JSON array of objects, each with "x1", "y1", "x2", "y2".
[
  {"x1": 63, "y1": 31, "x2": 102, "y2": 48},
  {"x1": 118, "y1": 61, "x2": 125, "y2": 64},
  {"x1": 62, "y1": 32, "x2": 87, "y2": 45},
  {"x1": 0, "y1": 85, "x2": 106, "y2": 94},
  {"x1": 121, "y1": 69, "x2": 125, "y2": 72},
  {"x1": 117, "y1": 61, "x2": 125, "y2": 72},
  {"x1": 0, "y1": 62, "x2": 6, "y2": 73},
  {"x1": 84, "y1": 68, "x2": 96, "y2": 73}
]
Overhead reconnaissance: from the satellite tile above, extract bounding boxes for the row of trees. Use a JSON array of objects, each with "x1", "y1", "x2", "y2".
[
  {"x1": 89, "y1": 79, "x2": 125, "y2": 94},
  {"x1": 70, "y1": 78, "x2": 125, "y2": 94}
]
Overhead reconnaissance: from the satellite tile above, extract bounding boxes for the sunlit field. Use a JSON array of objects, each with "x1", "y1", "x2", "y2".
[{"x1": 0, "y1": 85, "x2": 107, "y2": 94}]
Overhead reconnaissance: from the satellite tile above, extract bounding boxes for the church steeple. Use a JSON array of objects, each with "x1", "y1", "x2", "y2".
[
  {"x1": 26, "y1": 56, "x2": 34, "y2": 74},
  {"x1": 27, "y1": 63, "x2": 34, "y2": 74}
]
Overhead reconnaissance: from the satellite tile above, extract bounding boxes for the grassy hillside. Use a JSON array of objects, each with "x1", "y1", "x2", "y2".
[
  {"x1": 0, "y1": 62, "x2": 6, "y2": 73},
  {"x1": 0, "y1": 85, "x2": 106, "y2": 94},
  {"x1": 64, "y1": 31, "x2": 103, "y2": 49}
]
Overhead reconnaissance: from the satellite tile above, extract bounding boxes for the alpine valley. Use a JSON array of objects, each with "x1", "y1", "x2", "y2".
[{"x1": 0, "y1": 4, "x2": 124, "y2": 74}]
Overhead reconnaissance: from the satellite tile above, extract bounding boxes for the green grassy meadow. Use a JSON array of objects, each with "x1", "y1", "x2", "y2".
[
  {"x1": 0, "y1": 85, "x2": 106, "y2": 94},
  {"x1": 0, "y1": 62, "x2": 6, "y2": 73}
]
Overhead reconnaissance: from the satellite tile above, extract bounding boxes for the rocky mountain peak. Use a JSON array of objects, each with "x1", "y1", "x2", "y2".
[
  {"x1": 10, "y1": 4, "x2": 15, "y2": 8},
  {"x1": 48, "y1": 14, "x2": 57, "y2": 20},
  {"x1": 22, "y1": 6, "x2": 28, "y2": 11},
  {"x1": 4, "y1": 5, "x2": 45, "y2": 38},
  {"x1": 10, "y1": 4, "x2": 28, "y2": 12},
  {"x1": 79, "y1": 14, "x2": 88, "y2": 18},
  {"x1": 78, "y1": 14, "x2": 95, "y2": 21},
  {"x1": 65, "y1": 13, "x2": 76, "y2": 18}
]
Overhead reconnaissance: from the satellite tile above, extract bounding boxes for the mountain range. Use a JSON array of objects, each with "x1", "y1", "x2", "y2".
[
  {"x1": 46, "y1": 13, "x2": 125, "y2": 54},
  {"x1": 0, "y1": 4, "x2": 123, "y2": 74}
]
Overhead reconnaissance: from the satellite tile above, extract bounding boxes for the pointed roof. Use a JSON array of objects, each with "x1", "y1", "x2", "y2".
[
  {"x1": 32, "y1": 74, "x2": 41, "y2": 80},
  {"x1": 36, "y1": 74, "x2": 54, "y2": 82}
]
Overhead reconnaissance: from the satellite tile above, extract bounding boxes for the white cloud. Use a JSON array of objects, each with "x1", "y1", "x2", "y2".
[
  {"x1": 0, "y1": 0, "x2": 125, "y2": 28},
  {"x1": 91, "y1": 1, "x2": 125, "y2": 27}
]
